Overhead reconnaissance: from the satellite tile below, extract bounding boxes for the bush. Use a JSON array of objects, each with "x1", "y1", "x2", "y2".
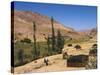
[
  {"x1": 67, "y1": 44, "x2": 72, "y2": 47},
  {"x1": 18, "y1": 49, "x2": 24, "y2": 64},
  {"x1": 89, "y1": 48, "x2": 97, "y2": 56},
  {"x1": 20, "y1": 38, "x2": 31, "y2": 43},
  {"x1": 85, "y1": 56, "x2": 97, "y2": 69},
  {"x1": 92, "y1": 44, "x2": 97, "y2": 48},
  {"x1": 74, "y1": 44, "x2": 81, "y2": 50},
  {"x1": 89, "y1": 44, "x2": 97, "y2": 56},
  {"x1": 85, "y1": 46, "x2": 97, "y2": 69}
]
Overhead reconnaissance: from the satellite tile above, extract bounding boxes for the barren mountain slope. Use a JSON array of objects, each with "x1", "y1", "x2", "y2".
[{"x1": 13, "y1": 10, "x2": 81, "y2": 42}]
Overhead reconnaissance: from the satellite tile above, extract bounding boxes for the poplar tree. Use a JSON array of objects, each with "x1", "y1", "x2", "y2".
[
  {"x1": 33, "y1": 22, "x2": 37, "y2": 60},
  {"x1": 47, "y1": 36, "x2": 51, "y2": 55},
  {"x1": 56, "y1": 30, "x2": 65, "y2": 53},
  {"x1": 51, "y1": 17, "x2": 56, "y2": 52}
]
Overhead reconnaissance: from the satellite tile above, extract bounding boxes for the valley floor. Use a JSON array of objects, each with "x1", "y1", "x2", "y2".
[{"x1": 14, "y1": 41, "x2": 96, "y2": 74}]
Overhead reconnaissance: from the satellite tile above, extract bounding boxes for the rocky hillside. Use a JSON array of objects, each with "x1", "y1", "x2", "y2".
[
  {"x1": 12, "y1": 10, "x2": 81, "y2": 42},
  {"x1": 78, "y1": 28, "x2": 97, "y2": 40},
  {"x1": 12, "y1": 10, "x2": 97, "y2": 42}
]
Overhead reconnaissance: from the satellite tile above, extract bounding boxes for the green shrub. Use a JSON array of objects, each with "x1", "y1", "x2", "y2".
[
  {"x1": 85, "y1": 46, "x2": 97, "y2": 69},
  {"x1": 67, "y1": 44, "x2": 72, "y2": 47},
  {"x1": 85, "y1": 56, "x2": 97, "y2": 69},
  {"x1": 92, "y1": 44, "x2": 97, "y2": 48},
  {"x1": 20, "y1": 38, "x2": 31, "y2": 43},
  {"x1": 74, "y1": 44, "x2": 81, "y2": 50}
]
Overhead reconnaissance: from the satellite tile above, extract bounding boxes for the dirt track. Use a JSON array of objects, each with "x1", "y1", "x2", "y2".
[{"x1": 14, "y1": 54, "x2": 85, "y2": 74}]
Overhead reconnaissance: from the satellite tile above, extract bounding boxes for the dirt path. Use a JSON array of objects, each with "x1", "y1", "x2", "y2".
[
  {"x1": 31, "y1": 58, "x2": 85, "y2": 73},
  {"x1": 14, "y1": 54, "x2": 84, "y2": 74}
]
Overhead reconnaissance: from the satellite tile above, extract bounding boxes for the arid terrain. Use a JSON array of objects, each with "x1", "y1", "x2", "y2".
[
  {"x1": 13, "y1": 10, "x2": 91, "y2": 42},
  {"x1": 12, "y1": 10, "x2": 97, "y2": 74},
  {"x1": 14, "y1": 38, "x2": 96, "y2": 74}
]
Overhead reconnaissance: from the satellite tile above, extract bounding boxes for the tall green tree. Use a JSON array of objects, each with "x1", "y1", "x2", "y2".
[
  {"x1": 51, "y1": 17, "x2": 56, "y2": 52},
  {"x1": 56, "y1": 30, "x2": 65, "y2": 53},
  {"x1": 33, "y1": 22, "x2": 37, "y2": 60},
  {"x1": 18, "y1": 49, "x2": 24, "y2": 64},
  {"x1": 37, "y1": 43, "x2": 40, "y2": 58},
  {"x1": 47, "y1": 36, "x2": 51, "y2": 55}
]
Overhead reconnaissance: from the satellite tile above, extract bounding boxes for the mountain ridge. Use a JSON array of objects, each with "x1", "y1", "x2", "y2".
[{"x1": 12, "y1": 10, "x2": 96, "y2": 42}]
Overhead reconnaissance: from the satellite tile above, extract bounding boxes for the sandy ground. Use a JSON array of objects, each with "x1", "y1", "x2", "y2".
[
  {"x1": 14, "y1": 54, "x2": 85, "y2": 74},
  {"x1": 14, "y1": 41, "x2": 96, "y2": 74}
]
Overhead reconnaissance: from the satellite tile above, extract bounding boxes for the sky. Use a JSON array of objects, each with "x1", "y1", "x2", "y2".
[{"x1": 12, "y1": 1, "x2": 97, "y2": 31}]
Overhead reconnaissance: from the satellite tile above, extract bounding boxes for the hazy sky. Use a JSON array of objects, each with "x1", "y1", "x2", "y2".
[{"x1": 12, "y1": 1, "x2": 97, "y2": 31}]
